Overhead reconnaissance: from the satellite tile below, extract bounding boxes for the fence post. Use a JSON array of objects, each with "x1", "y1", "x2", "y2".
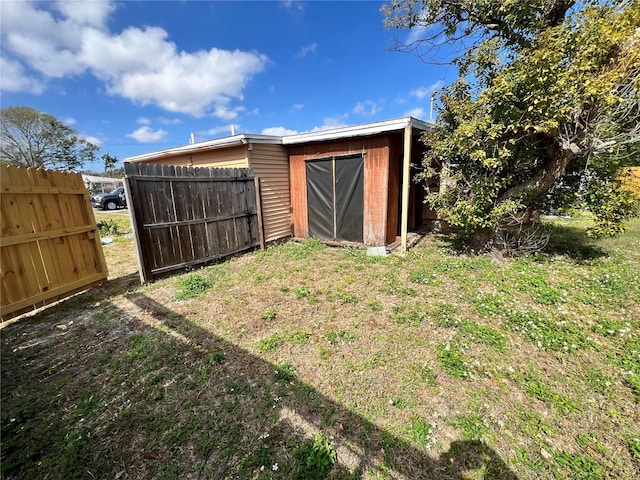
[{"x1": 255, "y1": 177, "x2": 265, "y2": 251}]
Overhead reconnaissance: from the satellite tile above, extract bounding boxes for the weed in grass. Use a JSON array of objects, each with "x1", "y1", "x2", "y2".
[
  {"x1": 419, "y1": 366, "x2": 438, "y2": 386},
  {"x1": 125, "y1": 334, "x2": 155, "y2": 361},
  {"x1": 514, "y1": 408, "x2": 558, "y2": 438},
  {"x1": 339, "y1": 293, "x2": 358, "y2": 305},
  {"x1": 175, "y1": 273, "x2": 213, "y2": 299},
  {"x1": 294, "y1": 286, "x2": 311, "y2": 299},
  {"x1": 583, "y1": 367, "x2": 611, "y2": 395},
  {"x1": 274, "y1": 362, "x2": 296, "y2": 382},
  {"x1": 382, "y1": 273, "x2": 417, "y2": 297},
  {"x1": 503, "y1": 309, "x2": 589, "y2": 352},
  {"x1": 437, "y1": 341, "x2": 472, "y2": 379},
  {"x1": 453, "y1": 412, "x2": 489, "y2": 441},
  {"x1": 262, "y1": 308, "x2": 277, "y2": 322},
  {"x1": 472, "y1": 292, "x2": 507, "y2": 317},
  {"x1": 516, "y1": 271, "x2": 563, "y2": 305},
  {"x1": 625, "y1": 375, "x2": 640, "y2": 401},
  {"x1": 429, "y1": 301, "x2": 459, "y2": 327},
  {"x1": 392, "y1": 308, "x2": 424, "y2": 325},
  {"x1": 591, "y1": 317, "x2": 633, "y2": 338},
  {"x1": 98, "y1": 218, "x2": 120, "y2": 236},
  {"x1": 206, "y1": 348, "x2": 225, "y2": 364},
  {"x1": 325, "y1": 330, "x2": 356, "y2": 345},
  {"x1": 292, "y1": 434, "x2": 336, "y2": 479},
  {"x1": 286, "y1": 330, "x2": 311, "y2": 345},
  {"x1": 628, "y1": 437, "x2": 640, "y2": 463},
  {"x1": 523, "y1": 375, "x2": 580, "y2": 413},
  {"x1": 460, "y1": 320, "x2": 508, "y2": 352},
  {"x1": 554, "y1": 452, "x2": 603, "y2": 479},
  {"x1": 258, "y1": 333, "x2": 284, "y2": 352},
  {"x1": 367, "y1": 300, "x2": 383, "y2": 312},
  {"x1": 72, "y1": 390, "x2": 100, "y2": 419},
  {"x1": 406, "y1": 416, "x2": 437, "y2": 450},
  {"x1": 409, "y1": 270, "x2": 443, "y2": 286},
  {"x1": 258, "y1": 330, "x2": 310, "y2": 353}
]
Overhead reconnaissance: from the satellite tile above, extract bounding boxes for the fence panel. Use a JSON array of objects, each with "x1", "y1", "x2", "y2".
[
  {"x1": 1, "y1": 165, "x2": 108, "y2": 321},
  {"x1": 124, "y1": 163, "x2": 262, "y2": 283}
]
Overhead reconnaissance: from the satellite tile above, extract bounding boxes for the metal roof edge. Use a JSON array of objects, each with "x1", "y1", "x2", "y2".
[
  {"x1": 282, "y1": 117, "x2": 432, "y2": 145},
  {"x1": 123, "y1": 117, "x2": 434, "y2": 163},
  {"x1": 124, "y1": 134, "x2": 283, "y2": 163}
]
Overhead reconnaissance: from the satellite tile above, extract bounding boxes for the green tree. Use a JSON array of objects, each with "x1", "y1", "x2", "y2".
[
  {"x1": 0, "y1": 106, "x2": 98, "y2": 171},
  {"x1": 383, "y1": 0, "x2": 640, "y2": 249},
  {"x1": 102, "y1": 152, "x2": 118, "y2": 176}
]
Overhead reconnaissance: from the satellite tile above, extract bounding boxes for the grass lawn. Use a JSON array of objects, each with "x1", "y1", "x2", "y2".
[{"x1": 1, "y1": 216, "x2": 639, "y2": 479}]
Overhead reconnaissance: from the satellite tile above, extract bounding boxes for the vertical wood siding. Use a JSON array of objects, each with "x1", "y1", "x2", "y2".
[
  {"x1": 247, "y1": 143, "x2": 292, "y2": 242},
  {"x1": 288, "y1": 136, "x2": 392, "y2": 246},
  {"x1": 125, "y1": 163, "x2": 260, "y2": 283},
  {"x1": 1, "y1": 165, "x2": 108, "y2": 321}
]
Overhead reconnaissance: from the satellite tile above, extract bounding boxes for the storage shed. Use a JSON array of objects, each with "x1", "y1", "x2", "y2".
[
  {"x1": 125, "y1": 116, "x2": 434, "y2": 252},
  {"x1": 284, "y1": 117, "x2": 434, "y2": 251},
  {"x1": 125, "y1": 135, "x2": 291, "y2": 243}
]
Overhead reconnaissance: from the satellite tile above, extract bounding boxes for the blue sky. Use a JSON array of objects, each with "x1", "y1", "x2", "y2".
[{"x1": 1, "y1": 0, "x2": 454, "y2": 172}]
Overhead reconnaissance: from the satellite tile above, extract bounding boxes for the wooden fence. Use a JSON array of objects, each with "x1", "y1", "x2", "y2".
[
  {"x1": 1, "y1": 165, "x2": 108, "y2": 321},
  {"x1": 124, "y1": 163, "x2": 263, "y2": 283}
]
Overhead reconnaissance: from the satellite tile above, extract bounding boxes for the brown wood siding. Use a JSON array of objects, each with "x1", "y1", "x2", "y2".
[
  {"x1": 247, "y1": 143, "x2": 292, "y2": 242},
  {"x1": 135, "y1": 145, "x2": 248, "y2": 169},
  {"x1": 288, "y1": 136, "x2": 391, "y2": 246}
]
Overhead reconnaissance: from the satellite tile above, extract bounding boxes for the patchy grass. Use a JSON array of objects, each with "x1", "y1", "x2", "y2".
[{"x1": 1, "y1": 218, "x2": 639, "y2": 479}]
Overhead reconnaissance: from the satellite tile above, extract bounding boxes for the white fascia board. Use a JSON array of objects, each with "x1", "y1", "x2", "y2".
[
  {"x1": 125, "y1": 134, "x2": 283, "y2": 163},
  {"x1": 282, "y1": 117, "x2": 433, "y2": 145}
]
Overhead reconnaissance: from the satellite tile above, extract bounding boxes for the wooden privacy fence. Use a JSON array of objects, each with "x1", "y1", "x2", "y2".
[
  {"x1": 124, "y1": 163, "x2": 263, "y2": 283},
  {"x1": 1, "y1": 165, "x2": 108, "y2": 321}
]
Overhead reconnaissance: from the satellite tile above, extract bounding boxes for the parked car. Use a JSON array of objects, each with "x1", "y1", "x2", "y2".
[{"x1": 91, "y1": 187, "x2": 127, "y2": 210}]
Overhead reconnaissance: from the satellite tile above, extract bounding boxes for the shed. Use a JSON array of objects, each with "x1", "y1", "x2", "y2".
[
  {"x1": 284, "y1": 117, "x2": 434, "y2": 251},
  {"x1": 125, "y1": 116, "x2": 435, "y2": 253},
  {"x1": 125, "y1": 135, "x2": 291, "y2": 243}
]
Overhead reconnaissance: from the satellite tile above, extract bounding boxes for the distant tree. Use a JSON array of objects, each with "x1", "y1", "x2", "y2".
[
  {"x1": 0, "y1": 106, "x2": 98, "y2": 171},
  {"x1": 383, "y1": 0, "x2": 639, "y2": 249},
  {"x1": 102, "y1": 152, "x2": 118, "y2": 176}
]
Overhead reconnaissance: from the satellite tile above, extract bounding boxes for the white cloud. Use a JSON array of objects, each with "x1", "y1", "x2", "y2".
[
  {"x1": 136, "y1": 117, "x2": 152, "y2": 125},
  {"x1": 54, "y1": 0, "x2": 115, "y2": 27},
  {"x1": 404, "y1": 107, "x2": 425, "y2": 118},
  {"x1": 63, "y1": 117, "x2": 77, "y2": 126},
  {"x1": 261, "y1": 126, "x2": 299, "y2": 136},
  {"x1": 296, "y1": 43, "x2": 317, "y2": 58},
  {"x1": 410, "y1": 80, "x2": 444, "y2": 100},
  {"x1": 199, "y1": 125, "x2": 240, "y2": 136},
  {"x1": 311, "y1": 115, "x2": 349, "y2": 131},
  {"x1": 157, "y1": 117, "x2": 183, "y2": 125},
  {"x1": 292, "y1": 103, "x2": 304, "y2": 110},
  {"x1": 352, "y1": 100, "x2": 380, "y2": 116},
  {"x1": 81, "y1": 134, "x2": 103, "y2": 147},
  {"x1": 280, "y1": 1, "x2": 304, "y2": 11},
  {"x1": 0, "y1": 1, "x2": 269, "y2": 118},
  {"x1": 0, "y1": 57, "x2": 45, "y2": 93},
  {"x1": 126, "y1": 126, "x2": 167, "y2": 143}
]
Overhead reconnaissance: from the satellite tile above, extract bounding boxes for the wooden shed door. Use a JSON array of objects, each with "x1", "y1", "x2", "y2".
[{"x1": 306, "y1": 155, "x2": 363, "y2": 243}]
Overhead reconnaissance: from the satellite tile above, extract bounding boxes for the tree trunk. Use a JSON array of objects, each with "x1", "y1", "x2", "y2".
[{"x1": 499, "y1": 148, "x2": 575, "y2": 204}]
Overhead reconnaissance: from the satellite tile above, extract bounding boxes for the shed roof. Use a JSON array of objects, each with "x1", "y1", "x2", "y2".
[{"x1": 125, "y1": 116, "x2": 432, "y2": 163}]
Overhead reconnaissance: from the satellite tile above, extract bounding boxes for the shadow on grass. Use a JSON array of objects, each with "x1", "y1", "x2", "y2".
[
  {"x1": 542, "y1": 223, "x2": 607, "y2": 261},
  {"x1": 1, "y1": 292, "x2": 519, "y2": 480},
  {"x1": 429, "y1": 222, "x2": 607, "y2": 262}
]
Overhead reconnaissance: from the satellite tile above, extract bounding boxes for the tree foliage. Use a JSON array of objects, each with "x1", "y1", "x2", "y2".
[
  {"x1": 102, "y1": 152, "x2": 119, "y2": 175},
  {"x1": 383, "y1": 0, "x2": 640, "y2": 248},
  {"x1": 0, "y1": 106, "x2": 98, "y2": 171}
]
